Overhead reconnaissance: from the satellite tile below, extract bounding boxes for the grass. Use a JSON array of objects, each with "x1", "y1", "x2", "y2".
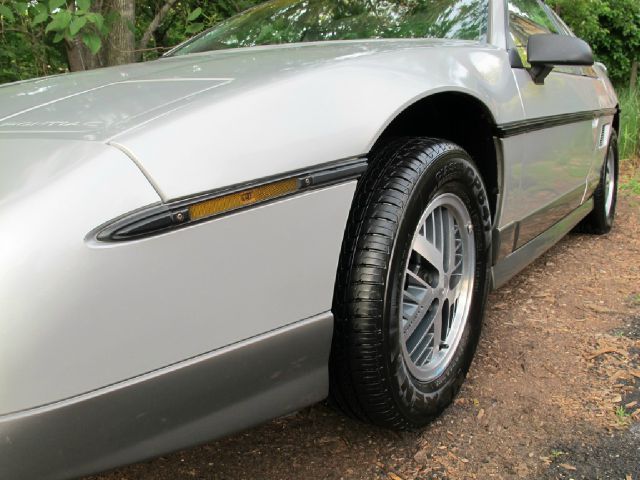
[
  {"x1": 618, "y1": 87, "x2": 639, "y2": 196},
  {"x1": 618, "y1": 87, "x2": 639, "y2": 162},
  {"x1": 615, "y1": 405, "x2": 631, "y2": 425},
  {"x1": 621, "y1": 175, "x2": 640, "y2": 195},
  {"x1": 619, "y1": 154, "x2": 639, "y2": 197}
]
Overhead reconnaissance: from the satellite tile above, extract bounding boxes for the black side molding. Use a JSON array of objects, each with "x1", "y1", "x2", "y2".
[{"x1": 495, "y1": 108, "x2": 618, "y2": 138}]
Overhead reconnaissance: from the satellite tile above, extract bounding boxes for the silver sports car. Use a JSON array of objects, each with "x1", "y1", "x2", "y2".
[{"x1": 0, "y1": 0, "x2": 618, "y2": 478}]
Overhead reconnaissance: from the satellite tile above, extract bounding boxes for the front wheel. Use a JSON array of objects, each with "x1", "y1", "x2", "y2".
[{"x1": 330, "y1": 138, "x2": 492, "y2": 429}]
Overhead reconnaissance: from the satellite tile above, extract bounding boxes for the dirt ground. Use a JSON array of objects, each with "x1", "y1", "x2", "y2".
[{"x1": 89, "y1": 191, "x2": 640, "y2": 480}]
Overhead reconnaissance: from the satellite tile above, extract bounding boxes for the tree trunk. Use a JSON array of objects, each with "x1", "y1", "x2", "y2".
[
  {"x1": 137, "y1": 0, "x2": 178, "y2": 61},
  {"x1": 65, "y1": 37, "x2": 103, "y2": 71},
  {"x1": 66, "y1": 40, "x2": 86, "y2": 71},
  {"x1": 64, "y1": 1, "x2": 106, "y2": 71},
  {"x1": 105, "y1": 0, "x2": 136, "y2": 66},
  {"x1": 631, "y1": 59, "x2": 638, "y2": 91}
]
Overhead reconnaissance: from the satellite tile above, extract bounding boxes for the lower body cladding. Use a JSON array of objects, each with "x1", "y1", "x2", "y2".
[{"x1": 0, "y1": 312, "x2": 333, "y2": 480}]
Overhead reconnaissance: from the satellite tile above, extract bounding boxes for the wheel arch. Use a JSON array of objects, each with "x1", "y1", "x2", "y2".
[{"x1": 368, "y1": 91, "x2": 501, "y2": 221}]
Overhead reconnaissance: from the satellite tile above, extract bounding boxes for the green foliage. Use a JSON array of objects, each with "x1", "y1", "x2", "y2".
[
  {"x1": 548, "y1": 0, "x2": 640, "y2": 86},
  {"x1": 184, "y1": 7, "x2": 204, "y2": 35},
  {"x1": 615, "y1": 405, "x2": 631, "y2": 425},
  {"x1": 0, "y1": 0, "x2": 110, "y2": 81},
  {"x1": 1, "y1": 2, "x2": 59, "y2": 82},
  {"x1": 187, "y1": 7, "x2": 202, "y2": 22},
  {"x1": 0, "y1": 0, "x2": 265, "y2": 81},
  {"x1": 2, "y1": 0, "x2": 108, "y2": 44},
  {"x1": 43, "y1": 0, "x2": 109, "y2": 53},
  {"x1": 619, "y1": 87, "x2": 640, "y2": 160},
  {"x1": 621, "y1": 176, "x2": 640, "y2": 195},
  {"x1": 0, "y1": 4, "x2": 15, "y2": 22}
]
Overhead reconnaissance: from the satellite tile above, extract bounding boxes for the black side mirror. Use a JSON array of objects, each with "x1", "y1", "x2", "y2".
[{"x1": 527, "y1": 34, "x2": 594, "y2": 84}]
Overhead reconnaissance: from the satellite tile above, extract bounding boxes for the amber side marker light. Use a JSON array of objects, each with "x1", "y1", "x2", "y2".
[
  {"x1": 97, "y1": 159, "x2": 367, "y2": 242},
  {"x1": 188, "y1": 177, "x2": 299, "y2": 221}
]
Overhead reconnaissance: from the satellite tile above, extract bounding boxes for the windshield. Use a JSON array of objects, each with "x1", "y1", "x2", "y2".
[{"x1": 169, "y1": 0, "x2": 489, "y2": 56}]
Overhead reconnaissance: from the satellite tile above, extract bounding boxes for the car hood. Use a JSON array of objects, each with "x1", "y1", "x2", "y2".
[
  {"x1": 0, "y1": 39, "x2": 465, "y2": 140},
  {"x1": 0, "y1": 39, "x2": 515, "y2": 200}
]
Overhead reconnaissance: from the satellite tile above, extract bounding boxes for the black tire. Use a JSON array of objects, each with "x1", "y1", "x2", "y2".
[
  {"x1": 330, "y1": 137, "x2": 492, "y2": 429},
  {"x1": 578, "y1": 130, "x2": 619, "y2": 234}
]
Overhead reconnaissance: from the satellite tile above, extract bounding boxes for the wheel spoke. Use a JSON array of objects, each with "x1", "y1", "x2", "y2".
[
  {"x1": 413, "y1": 333, "x2": 435, "y2": 365},
  {"x1": 445, "y1": 212, "x2": 458, "y2": 273},
  {"x1": 447, "y1": 279, "x2": 465, "y2": 305},
  {"x1": 403, "y1": 287, "x2": 436, "y2": 338},
  {"x1": 408, "y1": 323, "x2": 435, "y2": 357},
  {"x1": 400, "y1": 192, "x2": 476, "y2": 383},
  {"x1": 432, "y1": 300, "x2": 444, "y2": 352},
  {"x1": 407, "y1": 300, "x2": 442, "y2": 361},
  {"x1": 412, "y1": 234, "x2": 443, "y2": 272},
  {"x1": 452, "y1": 256, "x2": 463, "y2": 273},
  {"x1": 406, "y1": 269, "x2": 430, "y2": 288},
  {"x1": 403, "y1": 287, "x2": 421, "y2": 305}
]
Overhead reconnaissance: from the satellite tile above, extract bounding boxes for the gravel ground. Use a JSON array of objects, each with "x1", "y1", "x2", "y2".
[{"x1": 88, "y1": 192, "x2": 640, "y2": 480}]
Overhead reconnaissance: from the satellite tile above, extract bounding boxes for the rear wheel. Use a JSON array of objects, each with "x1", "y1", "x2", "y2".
[
  {"x1": 578, "y1": 130, "x2": 618, "y2": 234},
  {"x1": 330, "y1": 138, "x2": 492, "y2": 429}
]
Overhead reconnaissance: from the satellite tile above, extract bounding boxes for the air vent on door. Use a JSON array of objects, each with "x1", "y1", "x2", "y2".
[{"x1": 599, "y1": 124, "x2": 611, "y2": 149}]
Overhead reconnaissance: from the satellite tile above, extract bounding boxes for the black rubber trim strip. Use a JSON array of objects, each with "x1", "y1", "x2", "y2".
[
  {"x1": 96, "y1": 157, "x2": 367, "y2": 242},
  {"x1": 495, "y1": 107, "x2": 618, "y2": 138}
]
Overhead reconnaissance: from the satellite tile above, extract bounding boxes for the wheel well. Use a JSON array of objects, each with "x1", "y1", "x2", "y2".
[{"x1": 371, "y1": 92, "x2": 500, "y2": 219}]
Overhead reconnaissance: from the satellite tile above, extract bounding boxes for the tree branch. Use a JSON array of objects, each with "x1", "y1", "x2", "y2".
[{"x1": 137, "y1": 0, "x2": 178, "y2": 60}]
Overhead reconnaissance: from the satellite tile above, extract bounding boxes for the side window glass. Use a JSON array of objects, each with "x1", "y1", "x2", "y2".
[
  {"x1": 544, "y1": 6, "x2": 573, "y2": 35},
  {"x1": 508, "y1": 0, "x2": 558, "y2": 67}
]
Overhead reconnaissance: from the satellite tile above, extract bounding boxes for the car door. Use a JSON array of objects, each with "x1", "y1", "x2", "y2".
[{"x1": 506, "y1": 0, "x2": 607, "y2": 248}]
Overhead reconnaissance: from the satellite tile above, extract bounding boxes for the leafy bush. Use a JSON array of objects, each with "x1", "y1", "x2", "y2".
[{"x1": 548, "y1": 0, "x2": 640, "y2": 87}]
